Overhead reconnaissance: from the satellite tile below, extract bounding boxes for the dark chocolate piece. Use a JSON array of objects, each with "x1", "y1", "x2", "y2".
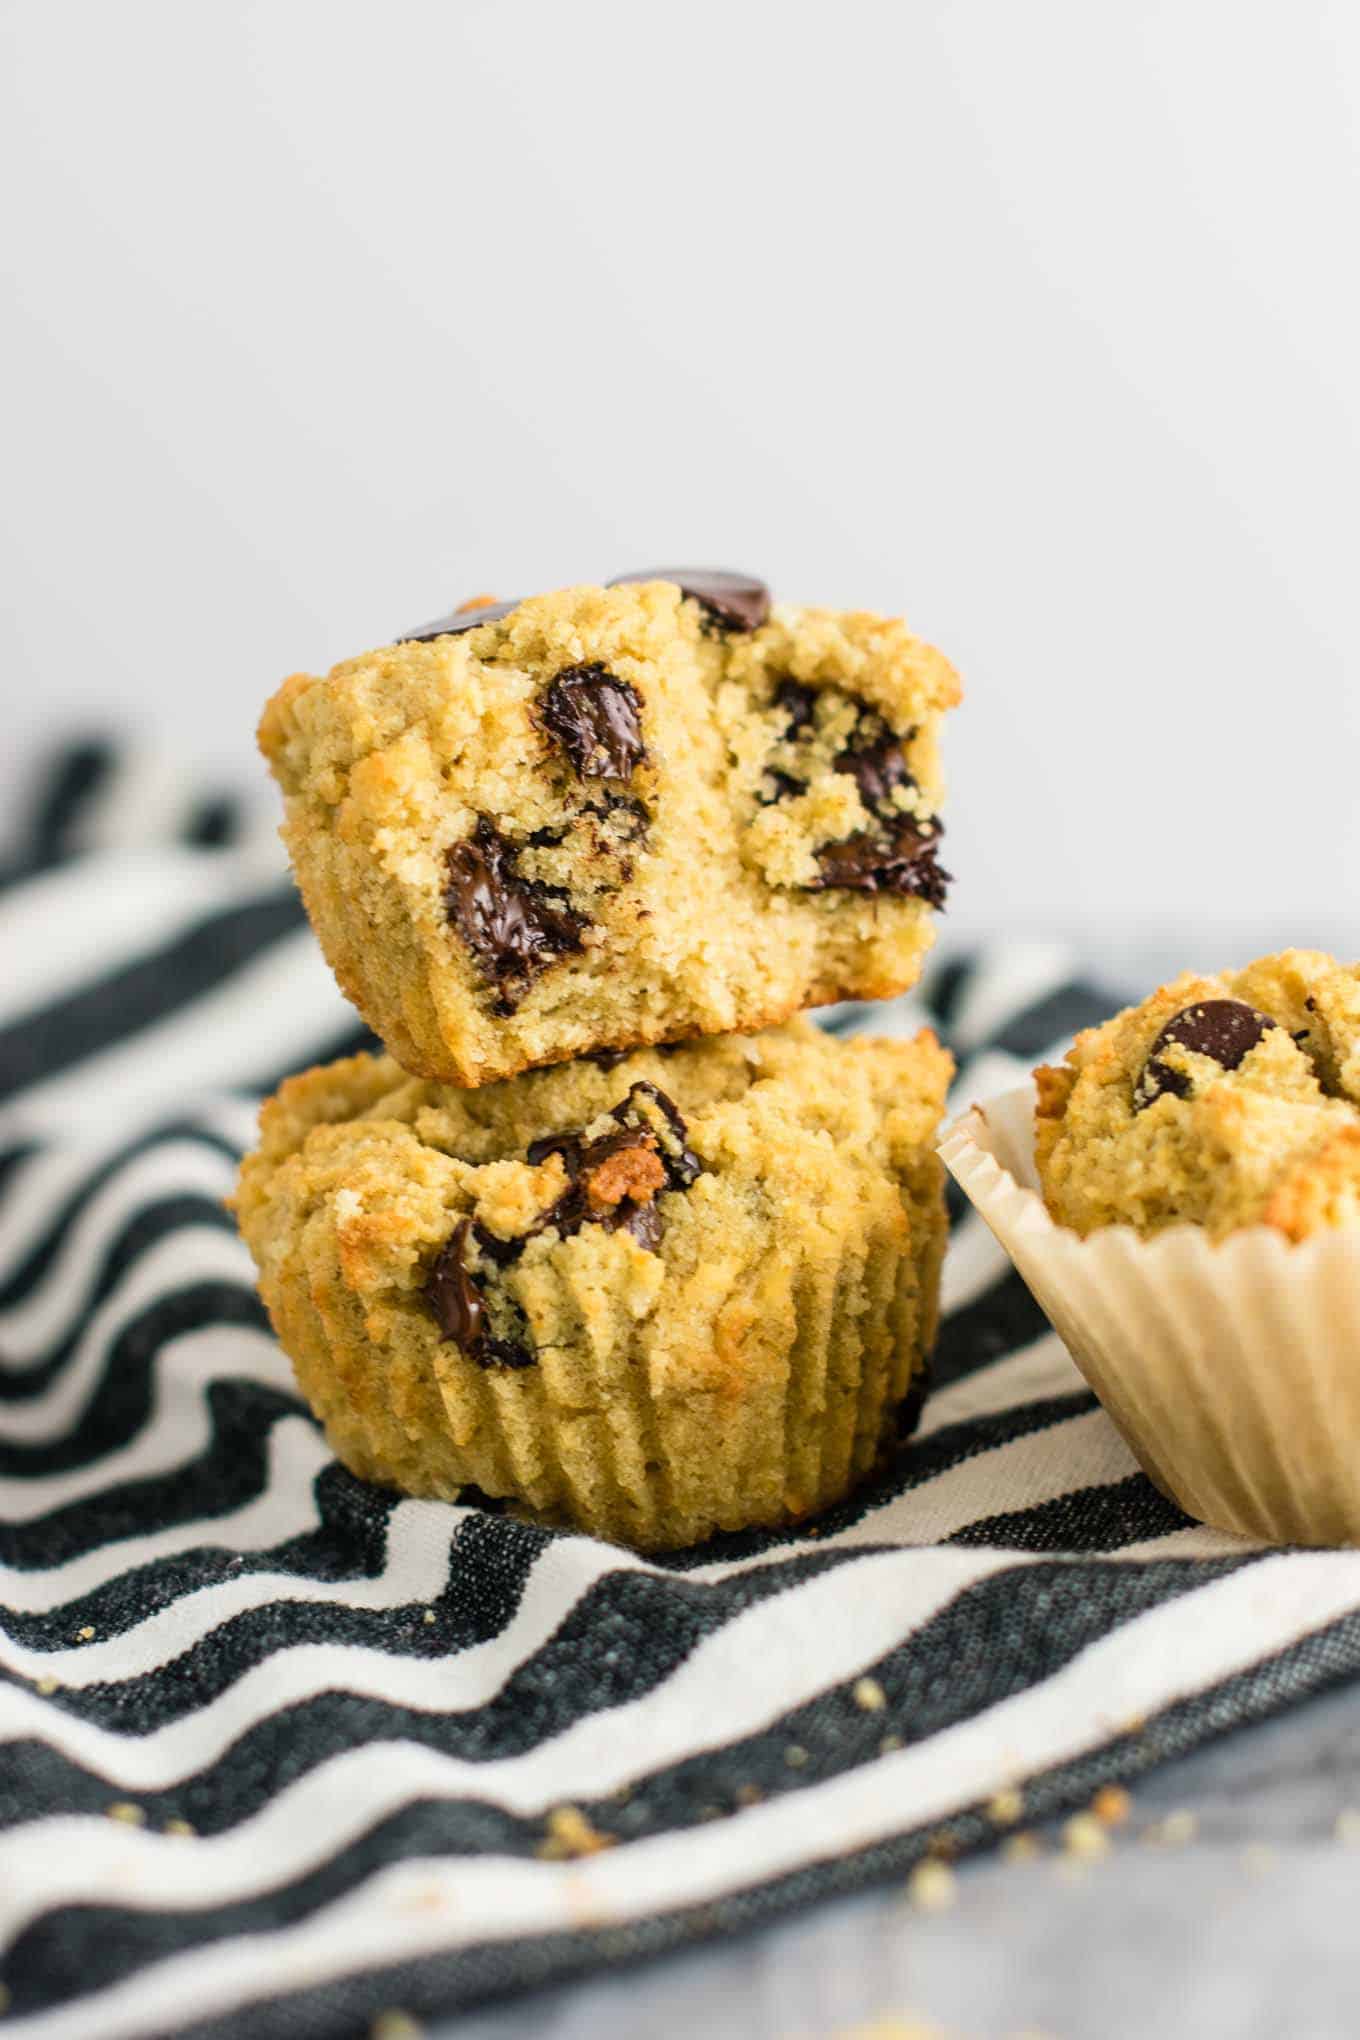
[
  {"x1": 811, "y1": 819, "x2": 950, "y2": 908},
  {"x1": 443, "y1": 817, "x2": 586, "y2": 1011},
  {"x1": 540, "y1": 664, "x2": 646, "y2": 780},
  {"x1": 519, "y1": 1081, "x2": 699, "y2": 1254},
  {"x1": 615, "y1": 1080, "x2": 702, "y2": 1188},
  {"x1": 607, "y1": 567, "x2": 770, "y2": 633},
  {"x1": 760, "y1": 768, "x2": 807, "y2": 806},
  {"x1": 773, "y1": 678, "x2": 818, "y2": 733},
  {"x1": 1134, "y1": 999, "x2": 1279, "y2": 1112},
  {"x1": 424, "y1": 1219, "x2": 535, "y2": 1369},
  {"x1": 400, "y1": 598, "x2": 520, "y2": 644},
  {"x1": 835, "y1": 732, "x2": 913, "y2": 817}
]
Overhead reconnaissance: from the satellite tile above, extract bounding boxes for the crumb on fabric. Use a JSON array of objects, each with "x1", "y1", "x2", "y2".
[
  {"x1": 906, "y1": 1859, "x2": 957, "y2": 1913},
  {"x1": 1002, "y1": 1830, "x2": 1042, "y2": 1863},
  {"x1": 371, "y1": 2014, "x2": 425, "y2": 2040},
  {"x1": 1091, "y1": 1784, "x2": 1132, "y2": 1828},
  {"x1": 987, "y1": 1786, "x2": 1024, "y2": 1827},
  {"x1": 1143, "y1": 1809, "x2": 1198, "y2": 1848},
  {"x1": 1062, "y1": 1813, "x2": 1110, "y2": 1862},
  {"x1": 535, "y1": 1805, "x2": 615, "y2": 1860}
]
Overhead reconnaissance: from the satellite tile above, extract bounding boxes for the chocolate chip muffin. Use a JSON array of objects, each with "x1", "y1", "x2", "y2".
[
  {"x1": 259, "y1": 572, "x2": 960, "y2": 1087},
  {"x1": 232, "y1": 1019, "x2": 952, "y2": 1550},
  {"x1": 1036, "y1": 950, "x2": 1360, "y2": 1240}
]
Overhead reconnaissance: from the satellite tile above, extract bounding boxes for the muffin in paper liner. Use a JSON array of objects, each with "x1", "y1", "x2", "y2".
[
  {"x1": 939, "y1": 1084, "x2": 1360, "y2": 1547},
  {"x1": 233, "y1": 1021, "x2": 951, "y2": 1552}
]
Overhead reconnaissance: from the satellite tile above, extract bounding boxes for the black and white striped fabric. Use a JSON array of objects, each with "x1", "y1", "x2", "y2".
[{"x1": 6, "y1": 744, "x2": 1360, "y2": 2040}]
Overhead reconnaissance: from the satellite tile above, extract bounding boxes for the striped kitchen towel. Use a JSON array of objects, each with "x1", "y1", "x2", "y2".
[{"x1": 4, "y1": 742, "x2": 1360, "y2": 2040}]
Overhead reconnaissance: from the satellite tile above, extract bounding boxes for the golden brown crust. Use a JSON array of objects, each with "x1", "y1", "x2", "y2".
[
  {"x1": 233, "y1": 1023, "x2": 953, "y2": 1549},
  {"x1": 1264, "y1": 1125, "x2": 1360, "y2": 1241}
]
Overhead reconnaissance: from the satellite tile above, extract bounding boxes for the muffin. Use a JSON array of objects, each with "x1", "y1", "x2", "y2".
[
  {"x1": 1035, "y1": 949, "x2": 1360, "y2": 1239},
  {"x1": 233, "y1": 1019, "x2": 952, "y2": 1551},
  {"x1": 941, "y1": 950, "x2": 1360, "y2": 1546},
  {"x1": 258, "y1": 571, "x2": 960, "y2": 1087}
]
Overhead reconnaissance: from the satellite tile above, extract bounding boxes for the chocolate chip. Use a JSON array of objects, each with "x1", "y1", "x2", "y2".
[
  {"x1": 525, "y1": 1123, "x2": 667, "y2": 1251},
  {"x1": 444, "y1": 817, "x2": 586, "y2": 1011},
  {"x1": 760, "y1": 768, "x2": 807, "y2": 806},
  {"x1": 608, "y1": 568, "x2": 770, "y2": 633},
  {"x1": 424, "y1": 1219, "x2": 535, "y2": 1369},
  {"x1": 517, "y1": 1081, "x2": 699, "y2": 1257},
  {"x1": 1133, "y1": 998, "x2": 1279, "y2": 1112},
  {"x1": 620, "y1": 1200, "x2": 663, "y2": 1252},
  {"x1": 400, "y1": 599, "x2": 520, "y2": 643},
  {"x1": 811, "y1": 819, "x2": 950, "y2": 908},
  {"x1": 613, "y1": 1080, "x2": 702, "y2": 1188},
  {"x1": 540, "y1": 664, "x2": 646, "y2": 780},
  {"x1": 773, "y1": 679, "x2": 818, "y2": 733},
  {"x1": 835, "y1": 733, "x2": 913, "y2": 817}
]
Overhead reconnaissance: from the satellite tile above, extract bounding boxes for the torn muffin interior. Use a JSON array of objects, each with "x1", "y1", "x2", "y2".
[{"x1": 259, "y1": 574, "x2": 960, "y2": 1081}]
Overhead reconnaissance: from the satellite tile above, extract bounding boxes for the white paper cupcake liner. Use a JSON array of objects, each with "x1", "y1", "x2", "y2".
[{"x1": 939, "y1": 1084, "x2": 1360, "y2": 1546}]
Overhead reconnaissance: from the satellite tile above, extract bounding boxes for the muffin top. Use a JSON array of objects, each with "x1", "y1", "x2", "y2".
[{"x1": 1035, "y1": 949, "x2": 1360, "y2": 1239}]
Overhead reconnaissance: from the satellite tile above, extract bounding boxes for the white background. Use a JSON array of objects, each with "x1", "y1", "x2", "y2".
[{"x1": 3, "y1": 1, "x2": 1358, "y2": 950}]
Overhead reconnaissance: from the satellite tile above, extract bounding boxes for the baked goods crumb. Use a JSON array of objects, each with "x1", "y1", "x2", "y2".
[
  {"x1": 987, "y1": 1786, "x2": 1024, "y2": 1826},
  {"x1": 906, "y1": 1859, "x2": 957, "y2": 1912},
  {"x1": 1090, "y1": 1784, "x2": 1131, "y2": 1827},
  {"x1": 1142, "y1": 1809, "x2": 1198, "y2": 1848},
  {"x1": 370, "y1": 2014, "x2": 424, "y2": 2040},
  {"x1": 1061, "y1": 1813, "x2": 1110, "y2": 1862},
  {"x1": 536, "y1": 1806, "x2": 614, "y2": 1860},
  {"x1": 1002, "y1": 1831, "x2": 1042, "y2": 1863}
]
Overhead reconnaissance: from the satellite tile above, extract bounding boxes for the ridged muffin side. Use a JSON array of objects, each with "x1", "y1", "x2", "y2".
[{"x1": 232, "y1": 1021, "x2": 952, "y2": 1550}]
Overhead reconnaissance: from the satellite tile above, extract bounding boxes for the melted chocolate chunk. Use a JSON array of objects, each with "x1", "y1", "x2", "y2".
[
  {"x1": 1134, "y1": 999, "x2": 1279, "y2": 1112},
  {"x1": 760, "y1": 767, "x2": 806, "y2": 806},
  {"x1": 773, "y1": 678, "x2": 818, "y2": 733},
  {"x1": 519, "y1": 1081, "x2": 699, "y2": 1256},
  {"x1": 835, "y1": 732, "x2": 913, "y2": 817},
  {"x1": 620, "y1": 1199, "x2": 664, "y2": 1252},
  {"x1": 400, "y1": 598, "x2": 520, "y2": 643},
  {"x1": 540, "y1": 664, "x2": 646, "y2": 780},
  {"x1": 424, "y1": 1219, "x2": 535, "y2": 1368},
  {"x1": 812, "y1": 819, "x2": 950, "y2": 908},
  {"x1": 607, "y1": 568, "x2": 770, "y2": 633},
  {"x1": 616, "y1": 1080, "x2": 702, "y2": 1187},
  {"x1": 444, "y1": 817, "x2": 586, "y2": 1011}
]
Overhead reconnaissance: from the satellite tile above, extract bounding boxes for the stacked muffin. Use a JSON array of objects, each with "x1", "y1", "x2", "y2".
[{"x1": 234, "y1": 571, "x2": 961, "y2": 1548}]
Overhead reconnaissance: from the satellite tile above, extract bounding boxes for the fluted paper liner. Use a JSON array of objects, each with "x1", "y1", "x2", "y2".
[{"x1": 939, "y1": 1084, "x2": 1360, "y2": 1547}]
